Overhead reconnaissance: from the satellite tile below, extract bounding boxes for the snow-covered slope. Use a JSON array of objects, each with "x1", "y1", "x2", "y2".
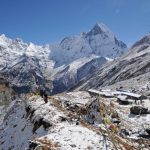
[
  {"x1": 51, "y1": 55, "x2": 107, "y2": 94},
  {"x1": 0, "y1": 23, "x2": 127, "y2": 94},
  {"x1": 1, "y1": 54, "x2": 50, "y2": 93},
  {"x1": 0, "y1": 94, "x2": 114, "y2": 150},
  {"x1": 1, "y1": 91, "x2": 149, "y2": 150},
  {"x1": 74, "y1": 34, "x2": 150, "y2": 95}
]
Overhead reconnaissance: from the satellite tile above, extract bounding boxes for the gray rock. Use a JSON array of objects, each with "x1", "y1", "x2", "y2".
[
  {"x1": 130, "y1": 106, "x2": 149, "y2": 115},
  {"x1": 145, "y1": 128, "x2": 150, "y2": 135}
]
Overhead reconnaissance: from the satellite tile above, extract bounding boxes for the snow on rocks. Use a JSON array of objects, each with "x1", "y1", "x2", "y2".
[
  {"x1": 0, "y1": 93, "x2": 114, "y2": 150},
  {"x1": 1, "y1": 90, "x2": 150, "y2": 149},
  {"x1": 26, "y1": 95, "x2": 70, "y2": 132},
  {"x1": 33, "y1": 124, "x2": 111, "y2": 150},
  {"x1": 0, "y1": 99, "x2": 47, "y2": 150}
]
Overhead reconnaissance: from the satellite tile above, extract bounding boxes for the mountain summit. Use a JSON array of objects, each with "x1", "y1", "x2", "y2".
[
  {"x1": 50, "y1": 23, "x2": 127, "y2": 66},
  {"x1": 87, "y1": 23, "x2": 114, "y2": 36}
]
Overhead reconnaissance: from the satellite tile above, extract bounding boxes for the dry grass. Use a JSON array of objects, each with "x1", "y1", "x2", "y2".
[
  {"x1": 35, "y1": 137, "x2": 60, "y2": 150},
  {"x1": 0, "y1": 84, "x2": 8, "y2": 92},
  {"x1": 80, "y1": 120, "x2": 106, "y2": 135},
  {"x1": 48, "y1": 97, "x2": 66, "y2": 113}
]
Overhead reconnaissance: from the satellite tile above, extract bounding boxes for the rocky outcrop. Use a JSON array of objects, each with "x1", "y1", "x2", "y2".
[
  {"x1": 130, "y1": 106, "x2": 149, "y2": 115},
  {"x1": 145, "y1": 128, "x2": 150, "y2": 135},
  {"x1": 25, "y1": 104, "x2": 53, "y2": 133}
]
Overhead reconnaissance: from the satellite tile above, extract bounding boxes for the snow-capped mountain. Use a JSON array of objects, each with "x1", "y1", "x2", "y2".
[
  {"x1": 50, "y1": 23, "x2": 127, "y2": 67},
  {"x1": 0, "y1": 34, "x2": 52, "y2": 69},
  {"x1": 74, "y1": 34, "x2": 150, "y2": 95},
  {"x1": 0, "y1": 23, "x2": 127, "y2": 94}
]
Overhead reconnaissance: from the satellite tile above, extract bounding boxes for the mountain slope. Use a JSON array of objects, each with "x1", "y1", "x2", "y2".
[
  {"x1": 74, "y1": 34, "x2": 150, "y2": 94},
  {"x1": 1, "y1": 54, "x2": 50, "y2": 93},
  {"x1": 51, "y1": 56, "x2": 107, "y2": 94}
]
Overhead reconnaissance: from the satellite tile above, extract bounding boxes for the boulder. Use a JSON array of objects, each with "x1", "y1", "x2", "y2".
[
  {"x1": 145, "y1": 128, "x2": 150, "y2": 135},
  {"x1": 119, "y1": 129, "x2": 130, "y2": 138},
  {"x1": 130, "y1": 106, "x2": 149, "y2": 115}
]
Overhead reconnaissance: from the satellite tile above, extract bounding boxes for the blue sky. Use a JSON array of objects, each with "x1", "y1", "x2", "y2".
[{"x1": 0, "y1": 0, "x2": 150, "y2": 46}]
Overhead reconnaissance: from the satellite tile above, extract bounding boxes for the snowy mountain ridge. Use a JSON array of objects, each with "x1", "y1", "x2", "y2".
[
  {"x1": 74, "y1": 34, "x2": 150, "y2": 95},
  {"x1": 50, "y1": 23, "x2": 127, "y2": 67},
  {"x1": 0, "y1": 23, "x2": 127, "y2": 68},
  {"x1": 0, "y1": 23, "x2": 127, "y2": 94}
]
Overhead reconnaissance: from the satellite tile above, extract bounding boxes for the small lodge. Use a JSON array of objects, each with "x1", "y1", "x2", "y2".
[
  {"x1": 88, "y1": 89, "x2": 114, "y2": 98},
  {"x1": 88, "y1": 89, "x2": 144, "y2": 100}
]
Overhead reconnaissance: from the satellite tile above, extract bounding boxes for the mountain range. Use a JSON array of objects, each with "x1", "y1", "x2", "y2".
[{"x1": 0, "y1": 23, "x2": 127, "y2": 94}]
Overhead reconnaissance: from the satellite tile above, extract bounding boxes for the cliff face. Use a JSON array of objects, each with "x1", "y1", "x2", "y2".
[{"x1": 0, "y1": 78, "x2": 14, "y2": 102}]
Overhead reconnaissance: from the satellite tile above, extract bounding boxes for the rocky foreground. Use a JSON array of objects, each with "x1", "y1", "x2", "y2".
[{"x1": 0, "y1": 90, "x2": 150, "y2": 150}]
